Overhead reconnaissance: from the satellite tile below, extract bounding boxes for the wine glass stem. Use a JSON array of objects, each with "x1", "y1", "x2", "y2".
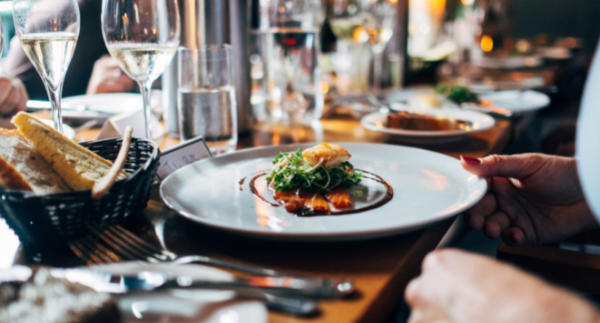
[
  {"x1": 45, "y1": 82, "x2": 64, "y2": 134},
  {"x1": 138, "y1": 80, "x2": 154, "y2": 139}
]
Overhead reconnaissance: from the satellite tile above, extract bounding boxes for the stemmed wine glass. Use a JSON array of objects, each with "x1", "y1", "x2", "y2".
[
  {"x1": 102, "y1": 0, "x2": 180, "y2": 139},
  {"x1": 13, "y1": 0, "x2": 80, "y2": 134}
]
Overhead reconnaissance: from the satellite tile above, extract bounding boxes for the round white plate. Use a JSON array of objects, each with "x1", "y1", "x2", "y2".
[
  {"x1": 160, "y1": 143, "x2": 487, "y2": 241},
  {"x1": 362, "y1": 110, "x2": 495, "y2": 144},
  {"x1": 478, "y1": 90, "x2": 551, "y2": 113},
  {"x1": 62, "y1": 92, "x2": 161, "y2": 115}
]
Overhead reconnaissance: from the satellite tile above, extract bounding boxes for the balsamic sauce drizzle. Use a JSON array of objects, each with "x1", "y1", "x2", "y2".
[{"x1": 248, "y1": 169, "x2": 393, "y2": 216}]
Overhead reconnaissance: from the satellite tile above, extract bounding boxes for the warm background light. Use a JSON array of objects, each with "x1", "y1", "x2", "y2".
[{"x1": 481, "y1": 35, "x2": 494, "y2": 52}]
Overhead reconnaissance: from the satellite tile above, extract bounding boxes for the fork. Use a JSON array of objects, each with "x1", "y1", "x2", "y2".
[{"x1": 69, "y1": 224, "x2": 354, "y2": 297}]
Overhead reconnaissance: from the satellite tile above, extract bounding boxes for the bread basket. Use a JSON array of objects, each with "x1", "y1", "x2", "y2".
[{"x1": 0, "y1": 137, "x2": 160, "y2": 249}]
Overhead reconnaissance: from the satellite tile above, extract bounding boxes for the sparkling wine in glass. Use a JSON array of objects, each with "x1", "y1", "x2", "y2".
[
  {"x1": 13, "y1": 0, "x2": 80, "y2": 133},
  {"x1": 102, "y1": 0, "x2": 180, "y2": 139}
]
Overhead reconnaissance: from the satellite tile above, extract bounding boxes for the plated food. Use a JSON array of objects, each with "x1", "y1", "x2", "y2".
[
  {"x1": 260, "y1": 143, "x2": 369, "y2": 215},
  {"x1": 160, "y1": 143, "x2": 488, "y2": 241},
  {"x1": 0, "y1": 112, "x2": 129, "y2": 194},
  {"x1": 362, "y1": 109, "x2": 495, "y2": 144},
  {"x1": 386, "y1": 111, "x2": 461, "y2": 132}
]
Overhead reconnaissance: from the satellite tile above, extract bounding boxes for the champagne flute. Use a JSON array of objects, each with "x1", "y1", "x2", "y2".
[
  {"x1": 13, "y1": 0, "x2": 80, "y2": 134},
  {"x1": 101, "y1": 0, "x2": 180, "y2": 139}
]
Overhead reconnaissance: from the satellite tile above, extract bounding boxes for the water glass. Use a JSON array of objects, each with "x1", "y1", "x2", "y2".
[{"x1": 178, "y1": 45, "x2": 238, "y2": 155}]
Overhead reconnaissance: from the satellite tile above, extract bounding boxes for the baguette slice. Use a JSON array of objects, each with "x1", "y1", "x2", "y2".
[
  {"x1": 12, "y1": 113, "x2": 129, "y2": 191},
  {"x1": 0, "y1": 156, "x2": 33, "y2": 192},
  {"x1": 0, "y1": 129, "x2": 70, "y2": 193}
]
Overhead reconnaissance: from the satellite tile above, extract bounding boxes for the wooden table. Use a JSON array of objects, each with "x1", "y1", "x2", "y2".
[{"x1": 1, "y1": 116, "x2": 512, "y2": 323}]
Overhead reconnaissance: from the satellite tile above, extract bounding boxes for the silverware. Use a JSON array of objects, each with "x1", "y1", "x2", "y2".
[
  {"x1": 69, "y1": 224, "x2": 354, "y2": 298},
  {"x1": 51, "y1": 268, "x2": 318, "y2": 316}
]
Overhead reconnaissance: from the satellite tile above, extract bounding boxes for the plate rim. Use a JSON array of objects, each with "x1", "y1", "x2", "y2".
[
  {"x1": 478, "y1": 90, "x2": 551, "y2": 113},
  {"x1": 361, "y1": 111, "x2": 496, "y2": 137},
  {"x1": 160, "y1": 142, "x2": 487, "y2": 241}
]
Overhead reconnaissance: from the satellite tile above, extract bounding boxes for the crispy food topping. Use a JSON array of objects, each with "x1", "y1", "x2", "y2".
[{"x1": 302, "y1": 143, "x2": 351, "y2": 168}]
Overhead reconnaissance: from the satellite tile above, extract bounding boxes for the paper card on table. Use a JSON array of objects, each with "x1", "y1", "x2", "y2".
[
  {"x1": 97, "y1": 110, "x2": 164, "y2": 140},
  {"x1": 156, "y1": 136, "x2": 212, "y2": 180}
]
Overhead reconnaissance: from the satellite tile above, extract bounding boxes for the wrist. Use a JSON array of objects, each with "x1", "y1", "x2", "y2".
[{"x1": 540, "y1": 285, "x2": 600, "y2": 323}]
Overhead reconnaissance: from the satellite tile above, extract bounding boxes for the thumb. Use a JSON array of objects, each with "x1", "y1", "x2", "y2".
[{"x1": 460, "y1": 154, "x2": 543, "y2": 179}]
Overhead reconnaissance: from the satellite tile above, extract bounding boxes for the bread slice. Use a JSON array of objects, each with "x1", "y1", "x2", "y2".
[
  {"x1": 0, "y1": 156, "x2": 33, "y2": 192},
  {"x1": 12, "y1": 113, "x2": 129, "y2": 191},
  {"x1": 0, "y1": 129, "x2": 70, "y2": 193}
]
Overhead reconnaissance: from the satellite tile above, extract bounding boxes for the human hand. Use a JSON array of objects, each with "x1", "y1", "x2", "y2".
[
  {"x1": 86, "y1": 55, "x2": 134, "y2": 95},
  {"x1": 460, "y1": 154, "x2": 597, "y2": 246},
  {"x1": 0, "y1": 71, "x2": 28, "y2": 118},
  {"x1": 406, "y1": 249, "x2": 600, "y2": 323}
]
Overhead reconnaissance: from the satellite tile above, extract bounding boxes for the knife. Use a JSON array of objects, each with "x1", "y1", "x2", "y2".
[
  {"x1": 51, "y1": 269, "x2": 354, "y2": 299},
  {"x1": 51, "y1": 269, "x2": 321, "y2": 316}
]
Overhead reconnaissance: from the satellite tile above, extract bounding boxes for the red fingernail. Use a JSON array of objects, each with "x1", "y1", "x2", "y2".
[{"x1": 461, "y1": 155, "x2": 481, "y2": 165}]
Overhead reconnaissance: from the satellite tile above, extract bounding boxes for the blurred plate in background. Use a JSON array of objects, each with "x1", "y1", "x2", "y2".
[{"x1": 362, "y1": 109, "x2": 495, "y2": 144}]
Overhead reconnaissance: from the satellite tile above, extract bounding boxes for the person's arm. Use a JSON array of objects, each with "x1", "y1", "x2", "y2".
[
  {"x1": 406, "y1": 249, "x2": 600, "y2": 323},
  {"x1": 0, "y1": 67, "x2": 28, "y2": 118},
  {"x1": 460, "y1": 153, "x2": 598, "y2": 246},
  {"x1": 86, "y1": 55, "x2": 134, "y2": 95}
]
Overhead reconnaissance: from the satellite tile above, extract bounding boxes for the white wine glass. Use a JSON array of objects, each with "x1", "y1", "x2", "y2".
[
  {"x1": 102, "y1": 0, "x2": 180, "y2": 139},
  {"x1": 13, "y1": 0, "x2": 80, "y2": 134}
]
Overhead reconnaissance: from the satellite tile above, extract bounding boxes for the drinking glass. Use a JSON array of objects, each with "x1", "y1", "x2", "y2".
[
  {"x1": 13, "y1": 0, "x2": 80, "y2": 133},
  {"x1": 329, "y1": 0, "x2": 366, "y2": 95},
  {"x1": 260, "y1": 0, "x2": 324, "y2": 124},
  {"x1": 178, "y1": 46, "x2": 238, "y2": 155},
  {"x1": 360, "y1": 0, "x2": 395, "y2": 94},
  {"x1": 101, "y1": 0, "x2": 180, "y2": 139}
]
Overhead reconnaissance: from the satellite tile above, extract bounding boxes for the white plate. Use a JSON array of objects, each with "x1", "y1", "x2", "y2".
[
  {"x1": 62, "y1": 92, "x2": 161, "y2": 115},
  {"x1": 160, "y1": 143, "x2": 487, "y2": 241},
  {"x1": 362, "y1": 110, "x2": 495, "y2": 144},
  {"x1": 89, "y1": 263, "x2": 267, "y2": 323},
  {"x1": 478, "y1": 90, "x2": 551, "y2": 113},
  {"x1": 386, "y1": 88, "x2": 551, "y2": 115}
]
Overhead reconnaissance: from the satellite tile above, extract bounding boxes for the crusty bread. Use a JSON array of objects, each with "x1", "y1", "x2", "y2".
[
  {"x1": 0, "y1": 129, "x2": 70, "y2": 193},
  {"x1": 0, "y1": 155, "x2": 33, "y2": 192},
  {"x1": 12, "y1": 112, "x2": 129, "y2": 191}
]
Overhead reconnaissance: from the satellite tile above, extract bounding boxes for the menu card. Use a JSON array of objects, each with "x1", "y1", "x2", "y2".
[{"x1": 156, "y1": 136, "x2": 213, "y2": 180}]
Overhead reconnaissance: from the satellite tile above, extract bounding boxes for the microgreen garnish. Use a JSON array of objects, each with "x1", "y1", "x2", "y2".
[{"x1": 267, "y1": 148, "x2": 362, "y2": 193}]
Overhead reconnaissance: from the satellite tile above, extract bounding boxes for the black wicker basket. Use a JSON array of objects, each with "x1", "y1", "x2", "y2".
[{"x1": 0, "y1": 137, "x2": 160, "y2": 249}]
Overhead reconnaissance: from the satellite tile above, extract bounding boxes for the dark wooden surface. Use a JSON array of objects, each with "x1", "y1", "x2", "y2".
[{"x1": 0, "y1": 115, "x2": 513, "y2": 322}]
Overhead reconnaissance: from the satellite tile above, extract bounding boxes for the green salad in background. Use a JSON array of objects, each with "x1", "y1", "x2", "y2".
[{"x1": 434, "y1": 83, "x2": 479, "y2": 105}]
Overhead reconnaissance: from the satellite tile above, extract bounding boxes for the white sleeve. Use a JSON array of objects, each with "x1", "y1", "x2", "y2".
[{"x1": 577, "y1": 38, "x2": 600, "y2": 221}]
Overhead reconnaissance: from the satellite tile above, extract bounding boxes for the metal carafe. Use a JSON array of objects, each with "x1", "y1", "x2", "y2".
[{"x1": 163, "y1": 0, "x2": 252, "y2": 137}]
